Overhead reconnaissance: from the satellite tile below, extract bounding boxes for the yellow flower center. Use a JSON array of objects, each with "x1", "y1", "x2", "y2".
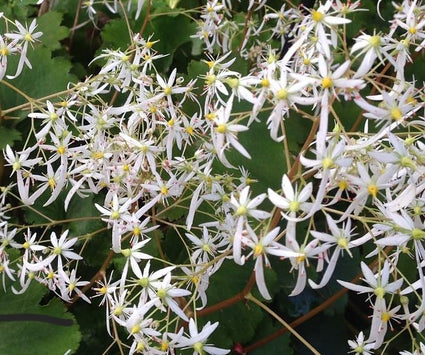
[
  {"x1": 321, "y1": 77, "x2": 333, "y2": 89},
  {"x1": 193, "y1": 342, "x2": 204, "y2": 353},
  {"x1": 289, "y1": 200, "x2": 300, "y2": 212},
  {"x1": 254, "y1": 244, "x2": 263, "y2": 257},
  {"x1": 411, "y1": 228, "x2": 425, "y2": 240},
  {"x1": 138, "y1": 277, "x2": 149, "y2": 287},
  {"x1": 227, "y1": 78, "x2": 239, "y2": 88},
  {"x1": 390, "y1": 107, "x2": 403, "y2": 121},
  {"x1": 276, "y1": 89, "x2": 288, "y2": 100},
  {"x1": 205, "y1": 74, "x2": 216, "y2": 86},
  {"x1": 164, "y1": 86, "x2": 172, "y2": 95},
  {"x1": 409, "y1": 27, "x2": 417, "y2": 34},
  {"x1": 337, "y1": 238, "x2": 348, "y2": 249},
  {"x1": 322, "y1": 157, "x2": 334, "y2": 170},
  {"x1": 48, "y1": 177, "x2": 56, "y2": 190},
  {"x1": 367, "y1": 184, "x2": 378, "y2": 197},
  {"x1": 113, "y1": 306, "x2": 123, "y2": 316},
  {"x1": 205, "y1": 112, "x2": 216, "y2": 121},
  {"x1": 235, "y1": 205, "x2": 247, "y2": 216},
  {"x1": 157, "y1": 288, "x2": 167, "y2": 299},
  {"x1": 338, "y1": 180, "x2": 348, "y2": 190},
  {"x1": 160, "y1": 186, "x2": 168, "y2": 195},
  {"x1": 121, "y1": 248, "x2": 131, "y2": 258},
  {"x1": 205, "y1": 60, "x2": 214, "y2": 69},
  {"x1": 186, "y1": 126, "x2": 194, "y2": 135},
  {"x1": 400, "y1": 156, "x2": 415, "y2": 169},
  {"x1": 57, "y1": 146, "x2": 66, "y2": 155},
  {"x1": 312, "y1": 10, "x2": 324, "y2": 22},
  {"x1": 145, "y1": 41, "x2": 155, "y2": 49},
  {"x1": 381, "y1": 311, "x2": 391, "y2": 322},
  {"x1": 369, "y1": 35, "x2": 381, "y2": 47},
  {"x1": 12, "y1": 161, "x2": 21, "y2": 171},
  {"x1": 296, "y1": 254, "x2": 306, "y2": 263},
  {"x1": 261, "y1": 78, "x2": 270, "y2": 87},
  {"x1": 24, "y1": 33, "x2": 33, "y2": 42},
  {"x1": 92, "y1": 151, "x2": 104, "y2": 160},
  {"x1": 0, "y1": 47, "x2": 9, "y2": 56},
  {"x1": 131, "y1": 324, "x2": 140, "y2": 334},
  {"x1": 160, "y1": 341, "x2": 169, "y2": 351},
  {"x1": 374, "y1": 286, "x2": 386, "y2": 299},
  {"x1": 217, "y1": 124, "x2": 227, "y2": 133},
  {"x1": 111, "y1": 211, "x2": 120, "y2": 220}
]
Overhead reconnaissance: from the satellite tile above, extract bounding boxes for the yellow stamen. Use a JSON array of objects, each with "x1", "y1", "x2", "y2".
[
  {"x1": 374, "y1": 286, "x2": 386, "y2": 299},
  {"x1": 217, "y1": 124, "x2": 227, "y2": 133},
  {"x1": 367, "y1": 184, "x2": 378, "y2": 197},
  {"x1": 57, "y1": 146, "x2": 66, "y2": 155},
  {"x1": 254, "y1": 244, "x2": 263, "y2": 257},
  {"x1": 289, "y1": 200, "x2": 300, "y2": 212},
  {"x1": 276, "y1": 89, "x2": 288, "y2": 100},
  {"x1": 390, "y1": 107, "x2": 403, "y2": 121},
  {"x1": 321, "y1": 77, "x2": 333, "y2": 89},
  {"x1": 261, "y1": 78, "x2": 270, "y2": 88},
  {"x1": 369, "y1": 35, "x2": 381, "y2": 47},
  {"x1": 312, "y1": 10, "x2": 324, "y2": 22},
  {"x1": 164, "y1": 86, "x2": 172, "y2": 95}
]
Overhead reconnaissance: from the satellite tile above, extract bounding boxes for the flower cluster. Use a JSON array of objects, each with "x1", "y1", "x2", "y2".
[{"x1": 2, "y1": 0, "x2": 425, "y2": 354}]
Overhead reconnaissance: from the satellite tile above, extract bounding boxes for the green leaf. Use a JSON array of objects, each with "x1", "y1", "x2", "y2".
[
  {"x1": 100, "y1": 18, "x2": 132, "y2": 52},
  {"x1": 37, "y1": 11, "x2": 70, "y2": 51},
  {"x1": 0, "y1": 279, "x2": 81, "y2": 355},
  {"x1": 0, "y1": 127, "x2": 22, "y2": 149}
]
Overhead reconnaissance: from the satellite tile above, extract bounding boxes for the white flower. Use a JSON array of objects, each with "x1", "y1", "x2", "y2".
[
  {"x1": 268, "y1": 174, "x2": 313, "y2": 220},
  {"x1": 211, "y1": 95, "x2": 251, "y2": 168},
  {"x1": 173, "y1": 318, "x2": 230, "y2": 355},
  {"x1": 348, "y1": 331, "x2": 375, "y2": 355},
  {"x1": 150, "y1": 271, "x2": 191, "y2": 321},
  {"x1": 5, "y1": 19, "x2": 42, "y2": 79}
]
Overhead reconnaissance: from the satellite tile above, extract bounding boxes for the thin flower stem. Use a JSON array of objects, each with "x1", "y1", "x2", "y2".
[{"x1": 245, "y1": 293, "x2": 322, "y2": 355}]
